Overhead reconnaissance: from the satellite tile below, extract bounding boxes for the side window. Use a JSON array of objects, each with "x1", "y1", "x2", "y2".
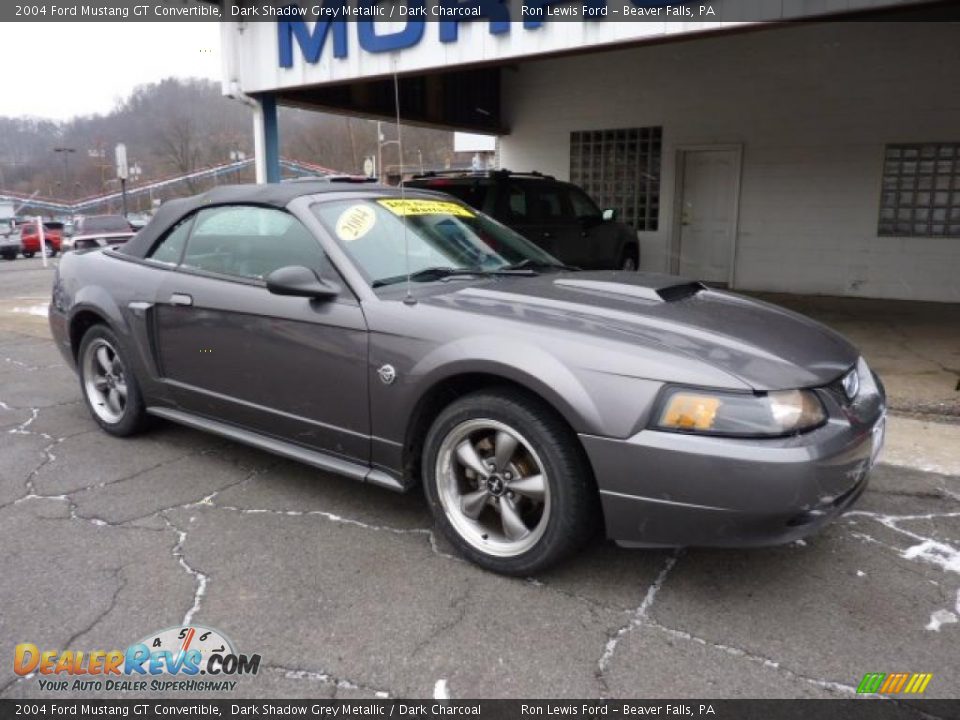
[
  {"x1": 569, "y1": 188, "x2": 601, "y2": 221},
  {"x1": 501, "y1": 183, "x2": 534, "y2": 223},
  {"x1": 534, "y1": 186, "x2": 572, "y2": 221},
  {"x1": 181, "y1": 205, "x2": 326, "y2": 281},
  {"x1": 148, "y1": 217, "x2": 192, "y2": 265}
]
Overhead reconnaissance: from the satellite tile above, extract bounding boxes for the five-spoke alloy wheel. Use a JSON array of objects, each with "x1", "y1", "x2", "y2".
[
  {"x1": 78, "y1": 325, "x2": 149, "y2": 436},
  {"x1": 423, "y1": 388, "x2": 599, "y2": 575},
  {"x1": 83, "y1": 338, "x2": 128, "y2": 424},
  {"x1": 436, "y1": 419, "x2": 551, "y2": 558}
]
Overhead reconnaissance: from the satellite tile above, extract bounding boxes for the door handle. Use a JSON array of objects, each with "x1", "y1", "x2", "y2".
[{"x1": 168, "y1": 293, "x2": 193, "y2": 307}]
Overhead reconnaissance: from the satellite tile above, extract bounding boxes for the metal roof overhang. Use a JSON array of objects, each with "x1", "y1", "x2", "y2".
[{"x1": 202, "y1": 0, "x2": 959, "y2": 134}]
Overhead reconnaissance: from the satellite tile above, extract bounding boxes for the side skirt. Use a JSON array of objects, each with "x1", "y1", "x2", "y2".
[{"x1": 147, "y1": 407, "x2": 405, "y2": 492}]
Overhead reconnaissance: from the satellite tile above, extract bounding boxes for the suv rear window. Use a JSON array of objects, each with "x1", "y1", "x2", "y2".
[
  {"x1": 81, "y1": 216, "x2": 131, "y2": 233},
  {"x1": 413, "y1": 182, "x2": 490, "y2": 212}
]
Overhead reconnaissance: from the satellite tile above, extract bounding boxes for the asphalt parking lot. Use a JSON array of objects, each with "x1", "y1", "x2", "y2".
[{"x1": 1, "y1": 257, "x2": 958, "y2": 702}]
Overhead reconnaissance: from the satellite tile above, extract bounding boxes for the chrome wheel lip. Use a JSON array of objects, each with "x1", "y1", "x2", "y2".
[
  {"x1": 82, "y1": 338, "x2": 127, "y2": 425},
  {"x1": 435, "y1": 418, "x2": 551, "y2": 558}
]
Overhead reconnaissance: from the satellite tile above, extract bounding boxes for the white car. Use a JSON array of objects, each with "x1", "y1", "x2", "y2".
[{"x1": 63, "y1": 231, "x2": 136, "y2": 252}]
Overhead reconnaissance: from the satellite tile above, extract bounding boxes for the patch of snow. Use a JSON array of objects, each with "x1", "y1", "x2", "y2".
[
  {"x1": 10, "y1": 304, "x2": 48, "y2": 317},
  {"x1": 793, "y1": 539, "x2": 807, "y2": 547},
  {"x1": 433, "y1": 679, "x2": 450, "y2": 700},
  {"x1": 901, "y1": 539, "x2": 960, "y2": 575},
  {"x1": 856, "y1": 570, "x2": 866, "y2": 578},
  {"x1": 926, "y1": 609, "x2": 957, "y2": 632}
]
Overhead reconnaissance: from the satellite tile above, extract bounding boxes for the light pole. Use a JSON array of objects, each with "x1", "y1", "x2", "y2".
[{"x1": 53, "y1": 147, "x2": 76, "y2": 199}]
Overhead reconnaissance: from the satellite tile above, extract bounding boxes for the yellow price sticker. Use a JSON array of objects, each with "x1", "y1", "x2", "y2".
[{"x1": 377, "y1": 199, "x2": 475, "y2": 218}]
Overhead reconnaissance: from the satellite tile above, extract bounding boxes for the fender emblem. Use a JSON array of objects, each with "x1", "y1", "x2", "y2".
[{"x1": 377, "y1": 364, "x2": 397, "y2": 385}]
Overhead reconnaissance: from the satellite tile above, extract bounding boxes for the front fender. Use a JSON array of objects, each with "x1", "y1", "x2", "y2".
[{"x1": 411, "y1": 335, "x2": 605, "y2": 434}]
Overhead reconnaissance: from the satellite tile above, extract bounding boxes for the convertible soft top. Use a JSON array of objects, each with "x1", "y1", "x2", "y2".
[{"x1": 119, "y1": 181, "x2": 408, "y2": 259}]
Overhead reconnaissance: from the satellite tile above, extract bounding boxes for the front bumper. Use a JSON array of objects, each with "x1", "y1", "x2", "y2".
[{"x1": 582, "y1": 400, "x2": 885, "y2": 548}]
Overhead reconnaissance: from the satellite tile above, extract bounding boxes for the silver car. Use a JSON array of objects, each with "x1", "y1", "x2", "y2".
[
  {"x1": 0, "y1": 231, "x2": 21, "y2": 260},
  {"x1": 48, "y1": 182, "x2": 886, "y2": 574}
]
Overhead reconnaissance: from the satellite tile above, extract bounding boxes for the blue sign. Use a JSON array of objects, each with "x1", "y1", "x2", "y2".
[{"x1": 278, "y1": 1, "x2": 688, "y2": 68}]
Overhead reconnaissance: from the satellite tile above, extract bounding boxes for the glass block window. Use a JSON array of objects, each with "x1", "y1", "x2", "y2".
[
  {"x1": 570, "y1": 127, "x2": 662, "y2": 231},
  {"x1": 879, "y1": 143, "x2": 960, "y2": 237}
]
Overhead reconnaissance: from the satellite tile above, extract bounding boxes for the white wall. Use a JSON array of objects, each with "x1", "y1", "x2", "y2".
[{"x1": 500, "y1": 22, "x2": 960, "y2": 302}]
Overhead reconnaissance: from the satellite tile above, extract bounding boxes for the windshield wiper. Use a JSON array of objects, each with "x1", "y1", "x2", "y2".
[
  {"x1": 372, "y1": 265, "x2": 536, "y2": 288},
  {"x1": 502, "y1": 259, "x2": 579, "y2": 272}
]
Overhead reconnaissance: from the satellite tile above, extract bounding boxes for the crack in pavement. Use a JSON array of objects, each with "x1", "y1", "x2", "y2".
[
  {"x1": 206, "y1": 502, "x2": 463, "y2": 565},
  {"x1": 265, "y1": 665, "x2": 392, "y2": 699},
  {"x1": 0, "y1": 567, "x2": 129, "y2": 699},
  {"x1": 595, "y1": 551, "x2": 680, "y2": 696},
  {"x1": 645, "y1": 619, "x2": 863, "y2": 698},
  {"x1": 410, "y1": 584, "x2": 471, "y2": 659},
  {"x1": 160, "y1": 513, "x2": 209, "y2": 627}
]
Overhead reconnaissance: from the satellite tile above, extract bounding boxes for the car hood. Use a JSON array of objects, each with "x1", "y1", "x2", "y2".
[{"x1": 419, "y1": 271, "x2": 858, "y2": 390}]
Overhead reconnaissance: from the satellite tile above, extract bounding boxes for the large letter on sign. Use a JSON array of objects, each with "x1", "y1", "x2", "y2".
[
  {"x1": 439, "y1": 0, "x2": 510, "y2": 42},
  {"x1": 357, "y1": 0, "x2": 426, "y2": 52},
  {"x1": 279, "y1": 18, "x2": 348, "y2": 67}
]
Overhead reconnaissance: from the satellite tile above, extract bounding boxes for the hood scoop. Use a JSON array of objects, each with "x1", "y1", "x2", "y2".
[{"x1": 553, "y1": 278, "x2": 706, "y2": 303}]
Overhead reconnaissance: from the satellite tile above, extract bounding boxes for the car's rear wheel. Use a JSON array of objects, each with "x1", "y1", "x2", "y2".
[
  {"x1": 620, "y1": 252, "x2": 638, "y2": 272},
  {"x1": 23, "y1": 251, "x2": 35, "y2": 259},
  {"x1": 422, "y1": 389, "x2": 598, "y2": 575},
  {"x1": 44, "y1": 245, "x2": 57, "y2": 258},
  {"x1": 78, "y1": 325, "x2": 150, "y2": 437}
]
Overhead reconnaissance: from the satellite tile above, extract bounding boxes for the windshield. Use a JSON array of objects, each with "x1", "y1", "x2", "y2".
[{"x1": 312, "y1": 197, "x2": 562, "y2": 286}]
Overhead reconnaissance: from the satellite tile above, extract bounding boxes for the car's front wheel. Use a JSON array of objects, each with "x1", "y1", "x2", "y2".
[
  {"x1": 423, "y1": 389, "x2": 599, "y2": 575},
  {"x1": 78, "y1": 325, "x2": 150, "y2": 437},
  {"x1": 22, "y1": 251, "x2": 35, "y2": 259}
]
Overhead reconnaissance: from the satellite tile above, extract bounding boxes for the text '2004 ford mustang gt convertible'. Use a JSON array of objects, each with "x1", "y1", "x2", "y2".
[{"x1": 49, "y1": 181, "x2": 886, "y2": 574}]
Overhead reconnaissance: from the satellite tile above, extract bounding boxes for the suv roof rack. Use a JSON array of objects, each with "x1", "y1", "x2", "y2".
[
  {"x1": 410, "y1": 169, "x2": 557, "y2": 181},
  {"x1": 286, "y1": 175, "x2": 379, "y2": 184}
]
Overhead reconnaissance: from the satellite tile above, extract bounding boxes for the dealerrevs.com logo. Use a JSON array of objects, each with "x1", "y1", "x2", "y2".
[{"x1": 14, "y1": 625, "x2": 261, "y2": 693}]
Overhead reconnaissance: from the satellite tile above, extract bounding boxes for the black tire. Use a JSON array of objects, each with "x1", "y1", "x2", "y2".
[
  {"x1": 422, "y1": 387, "x2": 600, "y2": 575},
  {"x1": 620, "y1": 249, "x2": 638, "y2": 272},
  {"x1": 23, "y1": 251, "x2": 35, "y2": 259},
  {"x1": 1, "y1": 253, "x2": 15, "y2": 261},
  {"x1": 44, "y1": 246, "x2": 58, "y2": 258},
  {"x1": 77, "y1": 324, "x2": 151, "y2": 437}
]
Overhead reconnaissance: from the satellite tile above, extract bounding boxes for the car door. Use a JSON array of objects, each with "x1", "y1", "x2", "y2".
[
  {"x1": 494, "y1": 181, "x2": 555, "y2": 254},
  {"x1": 531, "y1": 183, "x2": 582, "y2": 266},
  {"x1": 148, "y1": 204, "x2": 370, "y2": 463},
  {"x1": 567, "y1": 185, "x2": 622, "y2": 269}
]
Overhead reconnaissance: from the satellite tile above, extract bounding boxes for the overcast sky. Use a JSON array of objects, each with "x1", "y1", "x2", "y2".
[{"x1": 0, "y1": 23, "x2": 221, "y2": 120}]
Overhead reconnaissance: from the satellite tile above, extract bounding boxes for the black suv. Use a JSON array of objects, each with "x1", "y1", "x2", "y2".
[{"x1": 405, "y1": 170, "x2": 639, "y2": 271}]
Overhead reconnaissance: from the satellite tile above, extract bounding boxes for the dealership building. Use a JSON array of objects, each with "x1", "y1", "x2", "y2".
[{"x1": 219, "y1": 1, "x2": 960, "y2": 302}]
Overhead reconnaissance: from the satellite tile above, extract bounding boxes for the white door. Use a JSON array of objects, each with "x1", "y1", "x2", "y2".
[{"x1": 677, "y1": 149, "x2": 740, "y2": 284}]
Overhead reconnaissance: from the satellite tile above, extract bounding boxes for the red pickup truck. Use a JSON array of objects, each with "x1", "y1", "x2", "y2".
[{"x1": 19, "y1": 222, "x2": 62, "y2": 258}]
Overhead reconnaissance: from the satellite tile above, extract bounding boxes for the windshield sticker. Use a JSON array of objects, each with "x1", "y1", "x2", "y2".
[
  {"x1": 377, "y1": 199, "x2": 475, "y2": 218},
  {"x1": 335, "y1": 204, "x2": 377, "y2": 242}
]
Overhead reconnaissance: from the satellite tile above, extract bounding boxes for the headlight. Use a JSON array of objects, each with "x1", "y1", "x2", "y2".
[{"x1": 654, "y1": 387, "x2": 827, "y2": 437}]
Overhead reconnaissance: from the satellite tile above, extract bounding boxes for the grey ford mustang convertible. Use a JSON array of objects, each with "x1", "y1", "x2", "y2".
[{"x1": 50, "y1": 181, "x2": 886, "y2": 574}]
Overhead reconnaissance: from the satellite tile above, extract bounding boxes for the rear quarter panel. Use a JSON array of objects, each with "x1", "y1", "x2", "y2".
[{"x1": 53, "y1": 250, "x2": 172, "y2": 405}]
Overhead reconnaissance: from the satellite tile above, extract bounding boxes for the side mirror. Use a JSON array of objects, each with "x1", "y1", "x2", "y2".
[
  {"x1": 265, "y1": 265, "x2": 340, "y2": 300},
  {"x1": 601, "y1": 208, "x2": 616, "y2": 222}
]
